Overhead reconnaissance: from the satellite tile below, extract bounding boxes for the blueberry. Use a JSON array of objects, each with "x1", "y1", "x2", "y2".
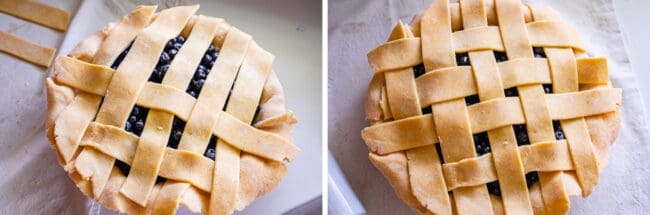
[
  {"x1": 159, "y1": 65, "x2": 169, "y2": 73},
  {"x1": 513, "y1": 124, "x2": 530, "y2": 146},
  {"x1": 173, "y1": 130, "x2": 182, "y2": 140},
  {"x1": 456, "y1": 53, "x2": 470, "y2": 66},
  {"x1": 174, "y1": 42, "x2": 182, "y2": 50},
  {"x1": 533, "y1": 47, "x2": 546, "y2": 58},
  {"x1": 422, "y1": 106, "x2": 432, "y2": 115},
  {"x1": 209, "y1": 60, "x2": 215, "y2": 68},
  {"x1": 204, "y1": 148, "x2": 216, "y2": 160},
  {"x1": 465, "y1": 95, "x2": 480, "y2": 106},
  {"x1": 129, "y1": 116, "x2": 137, "y2": 123},
  {"x1": 487, "y1": 181, "x2": 501, "y2": 196},
  {"x1": 160, "y1": 52, "x2": 171, "y2": 63},
  {"x1": 543, "y1": 84, "x2": 553, "y2": 94},
  {"x1": 526, "y1": 172, "x2": 539, "y2": 186},
  {"x1": 165, "y1": 40, "x2": 174, "y2": 50},
  {"x1": 125, "y1": 121, "x2": 132, "y2": 131},
  {"x1": 133, "y1": 107, "x2": 140, "y2": 115},
  {"x1": 413, "y1": 63, "x2": 425, "y2": 78},
  {"x1": 207, "y1": 44, "x2": 215, "y2": 53},
  {"x1": 204, "y1": 136, "x2": 218, "y2": 160},
  {"x1": 193, "y1": 79, "x2": 205, "y2": 89},
  {"x1": 202, "y1": 54, "x2": 213, "y2": 66},
  {"x1": 168, "y1": 48, "x2": 178, "y2": 57},
  {"x1": 198, "y1": 65, "x2": 207, "y2": 73},
  {"x1": 473, "y1": 132, "x2": 491, "y2": 156},
  {"x1": 212, "y1": 51, "x2": 219, "y2": 59},
  {"x1": 176, "y1": 36, "x2": 185, "y2": 44},
  {"x1": 494, "y1": 51, "x2": 508, "y2": 63},
  {"x1": 198, "y1": 69, "x2": 208, "y2": 79},
  {"x1": 504, "y1": 88, "x2": 518, "y2": 97},
  {"x1": 135, "y1": 120, "x2": 144, "y2": 130},
  {"x1": 189, "y1": 90, "x2": 197, "y2": 98}
]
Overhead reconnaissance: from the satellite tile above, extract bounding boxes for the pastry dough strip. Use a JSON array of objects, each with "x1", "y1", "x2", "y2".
[
  {"x1": 497, "y1": 0, "x2": 571, "y2": 213},
  {"x1": 362, "y1": 88, "x2": 621, "y2": 155},
  {"x1": 120, "y1": 16, "x2": 221, "y2": 206},
  {"x1": 0, "y1": 30, "x2": 56, "y2": 67},
  {"x1": 369, "y1": 22, "x2": 583, "y2": 72},
  {"x1": 209, "y1": 41, "x2": 274, "y2": 215},
  {"x1": 0, "y1": 0, "x2": 69, "y2": 31}
]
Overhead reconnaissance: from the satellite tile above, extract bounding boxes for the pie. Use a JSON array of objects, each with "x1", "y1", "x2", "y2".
[
  {"x1": 362, "y1": 0, "x2": 622, "y2": 214},
  {"x1": 45, "y1": 5, "x2": 299, "y2": 214}
]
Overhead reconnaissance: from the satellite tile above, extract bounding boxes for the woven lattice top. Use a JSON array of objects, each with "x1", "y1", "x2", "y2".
[
  {"x1": 362, "y1": 0, "x2": 621, "y2": 214},
  {"x1": 46, "y1": 5, "x2": 299, "y2": 214}
]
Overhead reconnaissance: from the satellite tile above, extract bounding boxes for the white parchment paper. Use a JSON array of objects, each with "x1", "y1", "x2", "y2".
[
  {"x1": 328, "y1": 0, "x2": 650, "y2": 214},
  {"x1": 0, "y1": 0, "x2": 322, "y2": 214}
]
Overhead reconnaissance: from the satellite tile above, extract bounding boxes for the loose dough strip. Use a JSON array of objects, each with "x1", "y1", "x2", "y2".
[
  {"x1": 0, "y1": 30, "x2": 56, "y2": 67},
  {"x1": 0, "y1": 0, "x2": 70, "y2": 31}
]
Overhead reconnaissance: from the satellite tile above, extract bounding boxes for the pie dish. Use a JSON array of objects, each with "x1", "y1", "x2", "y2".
[
  {"x1": 362, "y1": 0, "x2": 621, "y2": 214},
  {"x1": 45, "y1": 5, "x2": 299, "y2": 214}
]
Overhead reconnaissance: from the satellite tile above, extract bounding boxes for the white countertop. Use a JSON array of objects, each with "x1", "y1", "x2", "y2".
[{"x1": 615, "y1": 0, "x2": 650, "y2": 125}]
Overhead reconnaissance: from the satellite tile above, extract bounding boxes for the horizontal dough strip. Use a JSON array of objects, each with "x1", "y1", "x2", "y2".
[
  {"x1": 416, "y1": 57, "x2": 610, "y2": 107},
  {"x1": 0, "y1": 0, "x2": 69, "y2": 31},
  {"x1": 443, "y1": 140, "x2": 574, "y2": 191},
  {"x1": 0, "y1": 30, "x2": 56, "y2": 67},
  {"x1": 362, "y1": 88, "x2": 621, "y2": 155},
  {"x1": 368, "y1": 21, "x2": 583, "y2": 72}
]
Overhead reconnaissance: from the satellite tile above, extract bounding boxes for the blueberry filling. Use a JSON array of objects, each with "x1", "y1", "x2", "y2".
[
  {"x1": 125, "y1": 106, "x2": 149, "y2": 136},
  {"x1": 204, "y1": 136, "x2": 218, "y2": 160},
  {"x1": 186, "y1": 44, "x2": 220, "y2": 98},
  {"x1": 473, "y1": 132, "x2": 491, "y2": 156},
  {"x1": 413, "y1": 63, "x2": 426, "y2": 78},
  {"x1": 422, "y1": 106, "x2": 432, "y2": 115},
  {"x1": 150, "y1": 36, "x2": 186, "y2": 83},
  {"x1": 435, "y1": 143, "x2": 444, "y2": 164},
  {"x1": 494, "y1": 51, "x2": 508, "y2": 63},
  {"x1": 543, "y1": 84, "x2": 553, "y2": 94},
  {"x1": 553, "y1": 120, "x2": 565, "y2": 140},
  {"x1": 504, "y1": 87, "x2": 518, "y2": 97},
  {"x1": 513, "y1": 124, "x2": 530, "y2": 146},
  {"x1": 465, "y1": 95, "x2": 480, "y2": 106},
  {"x1": 456, "y1": 53, "x2": 470, "y2": 66},
  {"x1": 533, "y1": 47, "x2": 546, "y2": 58}
]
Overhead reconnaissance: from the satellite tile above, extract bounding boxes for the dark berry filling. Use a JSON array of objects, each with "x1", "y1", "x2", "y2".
[
  {"x1": 533, "y1": 47, "x2": 546, "y2": 58},
  {"x1": 125, "y1": 106, "x2": 149, "y2": 136},
  {"x1": 504, "y1": 87, "x2": 518, "y2": 97},
  {"x1": 494, "y1": 51, "x2": 508, "y2": 63},
  {"x1": 456, "y1": 53, "x2": 470, "y2": 66},
  {"x1": 187, "y1": 44, "x2": 219, "y2": 98},
  {"x1": 473, "y1": 132, "x2": 491, "y2": 156},
  {"x1": 422, "y1": 106, "x2": 432, "y2": 115},
  {"x1": 413, "y1": 63, "x2": 426, "y2": 78},
  {"x1": 465, "y1": 95, "x2": 480, "y2": 106},
  {"x1": 553, "y1": 120, "x2": 565, "y2": 140},
  {"x1": 435, "y1": 143, "x2": 444, "y2": 164},
  {"x1": 204, "y1": 136, "x2": 218, "y2": 160},
  {"x1": 543, "y1": 84, "x2": 553, "y2": 94},
  {"x1": 513, "y1": 124, "x2": 530, "y2": 146}
]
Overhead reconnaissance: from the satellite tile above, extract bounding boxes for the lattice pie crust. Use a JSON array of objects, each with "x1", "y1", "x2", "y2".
[
  {"x1": 362, "y1": 0, "x2": 621, "y2": 214},
  {"x1": 46, "y1": 5, "x2": 299, "y2": 214}
]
